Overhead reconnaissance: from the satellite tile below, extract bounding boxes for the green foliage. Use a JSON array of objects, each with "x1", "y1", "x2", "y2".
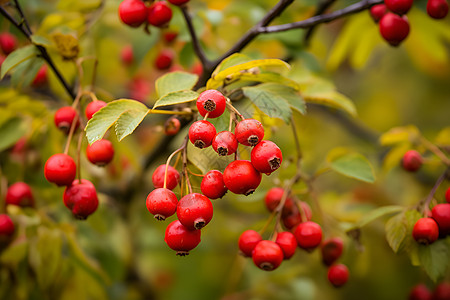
[
  {"x1": 0, "y1": 45, "x2": 39, "y2": 79},
  {"x1": 0, "y1": 117, "x2": 27, "y2": 152},
  {"x1": 327, "y1": 149, "x2": 376, "y2": 183},
  {"x1": 155, "y1": 71, "x2": 199, "y2": 98},
  {"x1": 418, "y1": 238, "x2": 450, "y2": 282}
]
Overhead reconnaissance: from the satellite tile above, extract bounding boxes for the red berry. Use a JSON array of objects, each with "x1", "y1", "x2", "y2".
[
  {"x1": 431, "y1": 203, "x2": 450, "y2": 236},
  {"x1": 196, "y1": 90, "x2": 227, "y2": 119},
  {"x1": 412, "y1": 218, "x2": 439, "y2": 244},
  {"x1": 264, "y1": 187, "x2": 295, "y2": 216},
  {"x1": 148, "y1": 1, "x2": 173, "y2": 27},
  {"x1": 188, "y1": 120, "x2": 216, "y2": 149},
  {"x1": 54, "y1": 106, "x2": 80, "y2": 134},
  {"x1": 409, "y1": 284, "x2": 432, "y2": 300},
  {"x1": 252, "y1": 240, "x2": 284, "y2": 271},
  {"x1": 327, "y1": 264, "x2": 349, "y2": 287},
  {"x1": 191, "y1": 62, "x2": 203, "y2": 76},
  {"x1": 223, "y1": 160, "x2": 262, "y2": 195},
  {"x1": 146, "y1": 188, "x2": 178, "y2": 220},
  {"x1": 238, "y1": 230, "x2": 262, "y2": 257},
  {"x1": 370, "y1": 4, "x2": 388, "y2": 23},
  {"x1": 427, "y1": 0, "x2": 449, "y2": 19},
  {"x1": 446, "y1": 187, "x2": 450, "y2": 203},
  {"x1": 32, "y1": 65, "x2": 48, "y2": 87},
  {"x1": 294, "y1": 221, "x2": 323, "y2": 251},
  {"x1": 432, "y1": 282, "x2": 450, "y2": 300},
  {"x1": 379, "y1": 13, "x2": 410, "y2": 47},
  {"x1": 118, "y1": 0, "x2": 148, "y2": 27},
  {"x1": 130, "y1": 77, "x2": 151, "y2": 102},
  {"x1": 212, "y1": 131, "x2": 238, "y2": 156},
  {"x1": 63, "y1": 179, "x2": 99, "y2": 220},
  {"x1": 0, "y1": 214, "x2": 15, "y2": 237},
  {"x1": 321, "y1": 237, "x2": 344, "y2": 266},
  {"x1": 85, "y1": 100, "x2": 107, "y2": 120},
  {"x1": 121, "y1": 45, "x2": 134, "y2": 66},
  {"x1": 402, "y1": 150, "x2": 423, "y2": 172},
  {"x1": 235, "y1": 119, "x2": 264, "y2": 146},
  {"x1": 44, "y1": 153, "x2": 77, "y2": 186},
  {"x1": 177, "y1": 193, "x2": 213, "y2": 230},
  {"x1": 275, "y1": 231, "x2": 297, "y2": 260},
  {"x1": 385, "y1": 0, "x2": 413, "y2": 15},
  {"x1": 164, "y1": 117, "x2": 181, "y2": 136},
  {"x1": 163, "y1": 30, "x2": 178, "y2": 43},
  {"x1": 86, "y1": 139, "x2": 115, "y2": 166},
  {"x1": 251, "y1": 140, "x2": 282, "y2": 174},
  {"x1": 168, "y1": 0, "x2": 190, "y2": 6},
  {"x1": 152, "y1": 164, "x2": 180, "y2": 190},
  {"x1": 282, "y1": 201, "x2": 312, "y2": 230},
  {"x1": 0, "y1": 33, "x2": 17, "y2": 55},
  {"x1": 155, "y1": 49, "x2": 174, "y2": 70},
  {"x1": 5, "y1": 182, "x2": 34, "y2": 207},
  {"x1": 164, "y1": 220, "x2": 201, "y2": 256},
  {"x1": 200, "y1": 170, "x2": 227, "y2": 199}
]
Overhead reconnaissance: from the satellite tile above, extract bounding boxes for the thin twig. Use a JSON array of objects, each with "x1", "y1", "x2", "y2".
[
  {"x1": 180, "y1": 6, "x2": 210, "y2": 68},
  {"x1": 13, "y1": 0, "x2": 32, "y2": 35},
  {"x1": 418, "y1": 168, "x2": 450, "y2": 213},
  {"x1": 303, "y1": 0, "x2": 337, "y2": 45}
]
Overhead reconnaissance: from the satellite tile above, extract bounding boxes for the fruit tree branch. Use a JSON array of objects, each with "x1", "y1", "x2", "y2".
[{"x1": 303, "y1": 0, "x2": 337, "y2": 45}]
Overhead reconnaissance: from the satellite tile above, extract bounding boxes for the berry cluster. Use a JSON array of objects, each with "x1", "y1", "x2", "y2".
[
  {"x1": 409, "y1": 282, "x2": 450, "y2": 300},
  {"x1": 412, "y1": 197, "x2": 450, "y2": 245}
]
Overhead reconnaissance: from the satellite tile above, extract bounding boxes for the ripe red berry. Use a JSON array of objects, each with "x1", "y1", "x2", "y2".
[
  {"x1": 212, "y1": 131, "x2": 238, "y2": 156},
  {"x1": 146, "y1": 188, "x2": 178, "y2": 220},
  {"x1": 152, "y1": 164, "x2": 180, "y2": 190},
  {"x1": 54, "y1": 106, "x2": 80, "y2": 134},
  {"x1": 168, "y1": 0, "x2": 190, "y2": 6},
  {"x1": 275, "y1": 231, "x2": 297, "y2": 260},
  {"x1": 431, "y1": 203, "x2": 450, "y2": 236},
  {"x1": 188, "y1": 120, "x2": 216, "y2": 149},
  {"x1": 86, "y1": 139, "x2": 115, "y2": 166},
  {"x1": 409, "y1": 284, "x2": 432, "y2": 300},
  {"x1": 63, "y1": 179, "x2": 99, "y2": 220},
  {"x1": 163, "y1": 30, "x2": 178, "y2": 43},
  {"x1": 294, "y1": 221, "x2": 323, "y2": 251},
  {"x1": 282, "y1": 201, "x2": 312, "y2": 230},
  {"x1": 446, "y1": 187, "x2": 450, "y2": 203},
  {"x1": 0, "y1": 32, "x2": 17, "y2": 54},
  {"x1": 155, "y1": 49, "x2": 174, "y2": 70},
  {"x1": 32, "y1": 65, "x2": 48, "y2": 87},
  {"x1": 196, "y1": 90, "x2": 227, "y2": 119},
  {"x1": 200, "y1": 170, "x2": 227, "y2": 199},
  {"x1": 0, "y1": 214, "x2": 15, "y2": 237},
  {"x1": 177, "y1": 193, "x2": 213, "y2": 230},
  {"x1": 251, "y1": 140, "x2": 282, "y2": 174},
  {"x1": 164, "y1": 220, "x2": 201, "y2": 256},
  {"x1": 402, "y1": 150, "x2": 423, "y2": 172},
  {"x1": 432, "y1": 282, "x2": 450, "y2": 300},
  {"x1": 164, "y1": 117, "x2": 181, "y2": 136},
  {"x1": 412, "y1": 218, "x2": 439, "y2": 244},
  {"x1": 223, "y1": 160, "x2": 262, "y2": 195},
  {"x1": 235, "y1": 119, "x2": 264, "y2": 146},
  {"x1": 121, "y1": 45, "x2": 134, "y2": 66},
  {"x1": 44, "y1": 153, "x2": 77, "y2": 186},
  {"x1": 427, "y1": 0, "x2": 449, "y2": 19},
  {"x1": 321, "y1": 237, "x2": 344, "y2": 266},
  {"x1": 252, "y1": 240, "x2": 284, "y2": 271},
  {"x1": 5, "y1": 182, "x2": 34, "y2": 207},
  {"x1": 264, "y1": 187, "x2": 295, "y2": 216},
  {"x1": 238, "y1": 230, "x2": 262, "y2": 257},
  {"x1": 148, "y1": 1, "x2": 173, "y2": 27},
  {"x1": 385, "y1": 0, "x2": 413, "y2": 15},
  {"x1": 327, "y1": 264, "x2": 349, "y2": 287},
  {"x1": 370, "y1": 4, "x2": 388, "y2": 23},
  {"x1": 118, "y1": 0, "x2": 148, "y2": 27},
  {"x1": 379, "y1": 13, "x2": 410, "y2": 47},
  {"x1": 85, "y1": 100, "x2": 107, "y2": 120}
]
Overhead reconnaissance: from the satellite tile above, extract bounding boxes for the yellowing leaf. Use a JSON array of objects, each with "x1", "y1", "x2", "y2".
[
  {"x1": 51, "y1": 33, "x2": 80, "y2": 60},
  {"x1": 379, "y1": 125, "x2": 420, "y2": 146}
]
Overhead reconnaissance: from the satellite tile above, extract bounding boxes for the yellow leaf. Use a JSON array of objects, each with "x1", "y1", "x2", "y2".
[{"x1": 51, "y1": 33, "x2": 80, "y2": 60}]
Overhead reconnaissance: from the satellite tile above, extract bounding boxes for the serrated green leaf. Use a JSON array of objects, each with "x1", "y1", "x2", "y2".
[
  {"x1": 155, "y1": 71, "x2": 198, "y2": 98},
  {"x1": 379, "y1": 125, "x2": 420, "y2": 146},
  {"x1": 153, "y1": 90, "x2": 199, "y2": 109},
  {"x1": 351, "y1": 205, "x2": 403, "y2": 229},
  {"x1": 115, "y1": 109, "x2": 148, "y2": 142},
  {"x1": 1, "y1": 45, "x2": 39, "y2": 79},
  {"x1": 385, "y1": 212, "x2": 407, "y2": 253},
  {"x1": 328, "y1": 152, "x2": 376, "y2": 183},
  {"x1": 186, "y1": 142, "x2": 233, "y2": 174},
  {"x1": 0, "y1": 117, "x2": 28, "y2": 152},
  {"x1": 31, "y1": 35, "x2": 52, "y2": 47},
  {"x1": 418, "y1": 238, "x2": 450, "y2": 282}
]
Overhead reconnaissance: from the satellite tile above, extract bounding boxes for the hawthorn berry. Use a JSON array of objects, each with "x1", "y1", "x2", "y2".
[
  {"x1": 275, "y1": 231, "x2": 297, "y2": 260},
  {"x1": 177, "y1": 193, "x2": 213, "y2": 230},
  {"x1": 44, "y1": 153, "x2": 77, "y2": 186},
  {"x1": 327, "y1": 264, "x2": 349, "y2": 287},
  {"x1": 251, "y1": 140, "x2": 282, "y2": 174},
  {"x1": 155, "y1": 49, "x2": 174, "y2": 70},
  {"x1": 118, "y1": 0, "x2": 148, "y2": 27},
  {"x1": 168, "y1": 0, "x2": 190, "y2": 6},
  {"x1": 164, "y1": 220, "x2": 201, "y2": 256},
  {"x1": 196, "y1": 90, "x2": 227, "y2": 119},
  {"x1": 370, "y1": 4, "x2": 387, "y2": 22},
  {"x1": 200, "y1": 170, "x2": 227, "y2": 199},
  {"x1": 146, "y1": 188, "x2": 178, "y2": 220},
  {"x1": 63, "y1": 179, "x2": 99, "y2": 220},
  {"x1": 5, "y1": 182, "x2": 34, "y2": 207},
  {"x1": 0, "y1": 214, "x2": 15, "y2": 237},
  {"x1": 432, "y1": 282, "x2": 450, "y2": 300},
  {"x1": 379, "y1": 13, "x2": 410, "y2": 47},
  {"x1": 163, "y1": 30, "x2": 178, "y2": 43},
  {"x1": 446, "y1": 187, "x2": 450, "y2": 203},
  {"x1": 54, "y1": 106, "x2": 80, "y2": 134},
  {"x1": 252, "y1": 240, "x2": 284, "y2": 271},
  {"x1": 294, "y1": 221, "x2": 323, "y2": 251},
  {"x1": 152, "y1": 164, "x2": 180, "y2": 190},
  {"x1": 282, "y1": 202, "x2": 312, "y2": 230},
  {"x1": 409, "y1": 284, "x2": 432, "y2": 300},
  {"x1": 188, "y1": 120, "x2": 216, "y2": 149},
  {"x1": 223, "y1": 160, "x2": 262, "y2": 195},
  {"x1": 85, "y1": 100, "x2": 107, "y2": 120},
  {"x1": 0, "y1": 32, "x2": 17, "y2": 54},
  {"x1": 427, "y1": 0, "x2": 449, "y2": 19},
  {"x1": 164, "y1": 117, "x2": 181, "y2": 136},
  {"x1": 235, "y1": 119, "x2": 264, "y2": 146},
  {"x1": 402, "y1": 150, "x2": 423, "y2": 172},
  {"x1": 86, "y1": 139, "x2": 115, "y2": 166},
  {"x1": 32, "y1": 65, "x2": 48, "y2": 87},
  {"x1": 212, "y1": 131, "x2": 238, "y2": 156},
  {"x1": 238, "y1": 230, "x2": 262, "y2": 257},
  {"x1": 384, "y1": 0, "x2": 413, "y2": 15},
  {"x1": 321, "y1": 237, "x2": 344, "y2": 266},
  {"x1": 147, "y1": 1, "x2": 173, "y2": 27},
  {"x1": 431, "y1": 203, "x2": 450, "y2": 236},
  {"x1": 412, "y1": 218, "x2": 439, "y2": 244},
  {"x1": 121, "y1": 45, "x2": 134, "y2": 66}
]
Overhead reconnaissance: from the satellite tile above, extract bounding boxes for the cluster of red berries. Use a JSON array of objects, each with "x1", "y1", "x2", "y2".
[
  {"x1": 370, "y1": 0, "x2": 448, "y2": 47},
  {"x1": 409, "y1": 282, "x2": 450, "y2": 300}
]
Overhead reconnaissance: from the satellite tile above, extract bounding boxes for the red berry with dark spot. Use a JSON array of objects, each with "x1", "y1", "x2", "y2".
[
  {"x1": 275, "y1": 231, "x2": 297, "y2": 260},
  {"x1": 44, "y1": 153, "x2": 77, "y2": 186},
  {"x1": 431, "y1": 203, "x2": 450, "y2": 236},
  {"x1": 200, "y1": 170, "x2": 227, "y2": 199},
  {"x1": 294, "y1": 221, "x2": 323, "y2": 251},
  {"x1": 238, "y1": 230, "x2": 262, "y2": 257},
  {"x1": 282, "y1": 201, "x2": 312, "y2": 230},
  {"x1": 121, "y1": 45, "x2": 134, "y2": 66},
  {"x1": 177, "y1": 193, "x2": 213, "y2": 230},
  {"x1": 168, "y1": 0, "x2": 190, "y2": 6},
  {"x1": 321, "y1": 237, "x2": 344, "y2": 266},
  {"x1": 164, "y1": 220, "x2": 201, "y2": 256},
  {"x1": 379, "y1": 13, "x2": 410, "y2": 47},
  {"x1": 402, "y1": 150, "x2": 423, "y2": 172},
  {"x1": 427, "y1": 0, "x2": 449, "y2": 19},
  {"x1": 446, "y1": 187, "x2": 450, "y2": 203},
  {"x1": 385, "y1": 0, "x2": 413, "y2": 15},
  {"x1": 155, "y1": 49, "x2": 174, "y2": 70},
  {"x1": 432, "y1": 282, "x2": 450, "y2": 300},
  {"x1": 6, "y1": 182, "x2": 34, "y2": 207},
  {"x1": 86, "y1": 139, "x2": 115, "y2": 166},
  {"x1": 188, "y1": 120, "x2": 216, "y2": 149},
  {"x1": 212, "y1": 131, "x2": 238, "y2": 156},
  {"x1": 0, "y1": 214, "x2": 15, "y2": 237},
  {"x1": 0, "y1": 33, "x2": 17, "y2": 54},
  {"x1": 251, "y1": 140, "x2": 282, "y2": 174},
  {"x1": 327, "y1": 264, "x2": 349, "y2": 287},
  {"x1": 235, "y1": 119, "x2": 264, "y2": 146},
  {"x1": 118, "y1": 0, "x2": 148, "y2": 27},
  {"x1": 370, "y1": 4, "x2": 387, "y2": 22},
  {"x1": 412, "y1": 218, "x2": 439, "y2": 244},
  {"x1": 85, "y1": 100, "x2": 107, "y2": 120},
  {"x1": 152, "y1": 164, "x2": 180, "y2": 190},
  {"x1": 252, "y1": 240, "x2": 284, "y2": 271},
  {"x1": 146, "y1": 188, "x2": 178, "y2": 220},
  {"x1": 148, "y1": 1, "x2": 173, "y2": 27},
  {"x1": 54, "y1": 106, "x2": 80, "y2": 134},
  {"x1": 164, "y1": 117, "x2": 181, "y2": 136},
  {"x1": 32, "y1": 65, "x2": 48, "y2": 87},
  {"x1": 409, "y1": 284, "x2": 432, "y2": 300},
  {"x1": 63, "y1": 179, "x2": 99, "y2": 220},
  {"x1": 196, "y1": 90, "x2": 227, "y2": 119},
  {"x1": 223, "y1": 160, "x2": 262, "y2": 195}
]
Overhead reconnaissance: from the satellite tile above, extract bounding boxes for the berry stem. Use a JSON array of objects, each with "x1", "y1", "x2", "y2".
[
  {"x1": 163, "y1": 146, "x2": 184, "y2": 190},
  {"x1": 420, "y1": 137, "x2": 450, "y2": 167},
  {"x1": 182, "y1": 137, "x2": 193, "y2": 194},
  {"x1": 226, "y1": 101, "x2": 244, "y2": 121},
  {"x1": 417, "y1": 167, "x2": 450, "y2": 213},
  {"x1": 76, "y1": 131, "x2": 83, "y2": 182}
]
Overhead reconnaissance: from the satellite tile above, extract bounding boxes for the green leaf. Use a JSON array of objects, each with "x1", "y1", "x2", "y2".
[
  {"x1": 328, "y1": 152, "x2": 376, "y2": 183},
  {"x1": 1, "y1": 45, "x2": 39, "y2": 79},
  {"x1": 31, "y1": 35, "x2": 52, "y2": 47},
  {"x1": 211, "y1": 53, "x2": 253, "y2": 76},
  {"x1": 0, "y1": 117, "x2": 28, "y2": 152},
  {"x1": 10, "y1": 57, "x2": 45, "y2": 88},
  {"x1": 385, "y1": 213, "x2": 407, "y2": 253},
  {"x1": 115, "y1": 109, "x2": 148, "y2": 142},
  {"x1": 351, "y1": 205, "x2": 403, "y2": 229},
  {"x1": 418, "y1": 238, "x2": 450, "y2": 282},
  {"x1": 155, "y1": 71, "x2": 199, "y2": 98},
  {"x1": 153, "y1": 90, "x2": 199, "y2": 109},
  {"x1": 0, "y1": 238, "x2": 28, "y2": 267},
  {"x1": 187, "y1": 142, "x2": 233, "y2": 174}
]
